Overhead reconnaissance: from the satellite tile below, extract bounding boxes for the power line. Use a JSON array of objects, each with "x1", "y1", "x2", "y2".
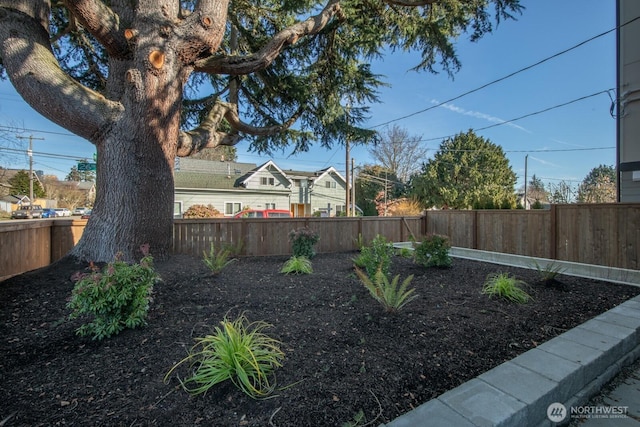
[
  {"x1": 416, "y1": 89, "x2": 615, "y2": 144},
  {"x1": 370, "y1": 15, "x2": 640, "y2": 129}
]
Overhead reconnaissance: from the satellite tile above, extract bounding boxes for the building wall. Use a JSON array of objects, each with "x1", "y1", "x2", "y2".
[{"x1": 618, "y1": 0, "x2": 640, "y2": 201}]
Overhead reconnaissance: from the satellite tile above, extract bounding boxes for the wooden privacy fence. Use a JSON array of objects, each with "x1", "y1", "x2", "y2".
[
  {"x1": 425, "y1": 203, "x2": 640, "y2": 270},
  {"x1": 1, "y1": 203, "x2": 638, "y2": 280}
]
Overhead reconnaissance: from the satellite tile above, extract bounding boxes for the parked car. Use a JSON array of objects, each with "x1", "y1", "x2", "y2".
[
  {"x1": 11, "y1": 205, "x2": 44, "y2": 219},
  {"x1": 233, "y1": 209, "x2": 292, "y2": 218},
  {"x1": 54, "y1": 208, "x2": 72, "y2": 217},
  {"x1": 81, "y1": 210, "x2": 92, "y2": 219},
  {"x1": 41, "y1": 208, "x2": 57, "y2": 218},
  {"x1": 73, "y1": 207, "x2": 89, "y2": 215}
]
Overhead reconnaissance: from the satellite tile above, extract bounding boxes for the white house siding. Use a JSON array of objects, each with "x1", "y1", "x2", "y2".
[{"x1": 310, "y1": 172, "x2": 347, "y2": 215}]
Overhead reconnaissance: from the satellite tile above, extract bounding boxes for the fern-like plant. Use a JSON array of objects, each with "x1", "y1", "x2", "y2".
[
  {"x1": 482, "y1": 272, "x2": 532, "y2": 304},
  {"x1": 202, "y1": 242, "x2": 236, "y2": 275},
  {"x1": 355, "y1": 267, "x2": 417, "y2": 314},
  {"x1": 164, "y1": 314, "x2": 284, "y2": 399},
  {"x1": 281, "y1": 256, "x2": 313, "y2": 275}
]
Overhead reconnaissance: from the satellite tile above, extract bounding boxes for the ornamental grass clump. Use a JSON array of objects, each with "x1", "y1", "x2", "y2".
[
  {"x1": 355, "y1": 267, "x2": 417, "y2": 314},
  {"x1": 165, "y1": 314, "x2": 285, "y2": 399},
  {"x1": 482, "y1": 272, "x2": 532, "y2": 304},
  {"x1": 67, "y1": 244, "x2": 158, "y2": 340},
  {"x1": 202, "y1": 242, "x2": 237, "y2": 275},
  {"x1": 281, "y1": 256, "x2": 313, "y2": 275},
  {"x1": 289, "y1": 226, "x2": 320, "y2": 258},
  {"x1": 531, "y1": 260, "x2": 566, "y2": 286}
]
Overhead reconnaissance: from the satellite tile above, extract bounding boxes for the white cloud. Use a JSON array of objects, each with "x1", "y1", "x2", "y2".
[{"x1": 431, "y1": 100, "x2": 530, "y2": 133}]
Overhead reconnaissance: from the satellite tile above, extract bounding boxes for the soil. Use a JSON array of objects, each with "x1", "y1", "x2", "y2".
[{"x1": 1, "y1": 251, "x2": 639, "y2": 427}]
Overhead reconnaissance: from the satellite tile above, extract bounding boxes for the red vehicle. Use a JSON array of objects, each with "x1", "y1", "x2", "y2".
[{"x1": 233, "y1": 209, "x2": 292, "y2": 218}]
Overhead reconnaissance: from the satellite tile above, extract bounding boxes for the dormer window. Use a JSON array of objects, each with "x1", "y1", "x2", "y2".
[{"x1": 261, "y1": 177, "x2": 275, "y2": 186}]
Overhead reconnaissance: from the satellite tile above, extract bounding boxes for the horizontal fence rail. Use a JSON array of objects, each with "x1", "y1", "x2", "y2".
[{"x1": 1, "y1": 204, "x2": 638, "y2": 280}]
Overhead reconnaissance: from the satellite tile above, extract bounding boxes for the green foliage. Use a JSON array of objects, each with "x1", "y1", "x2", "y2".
[
  {"x1": 281, "y1": 256, "x2": 313, "y2": 275},
  {"x1": 482, "y1": 273, "x2": 532, "y2": 304},
  {"x1": 289, "y1": 227, "x2": 320, "y2": 259},
  {"x1": 354, "y1": 233, "x2": 366, "y2": 251},
  {"x1": 413, "y1": 234, "x2": 452, "y2": 268},
  {"x1": 164, "y1": 314, "x2": 285, "y2": 399},
  {"x1": 410, "y1": 130, "x2": 517, "y2": 209},
  {"x1": 352, "y1": 234, "x2": 395, "y2": 278},
  {"x1": 577, "y1": 164, "x2": 616, "y2": 203},
  {"x1": 355, "y1": 267, "x2": 417, "y2": 314},
  {"x1": 67, "y1": 246, "x2": 157, "y2": 340},
  {"x1": 355, "y1": 165, "x2": 405, "y2": 216},
  {"x1": 202, "y1": 243, "x2": 237, "y2": 275},
  {"x1": 8, "y1": 169, "x2": 46, "y2": 198},
  {"x1": 532, "y1": 260, "x2": 566, "y2": 284}
]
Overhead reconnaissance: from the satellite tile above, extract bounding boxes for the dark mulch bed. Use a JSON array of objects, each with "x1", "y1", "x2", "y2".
[{"x1": 1, "y1": 252, "x2": 638, "y2": 426}]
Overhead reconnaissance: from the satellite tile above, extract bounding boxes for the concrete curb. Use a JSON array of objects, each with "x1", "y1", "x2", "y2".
[
  {"x1": 392, "y1": 244, "x2": 640, "y2": 287},
  {"x1": 381, "y1": 246, "x2": 640, "y2": 427}
]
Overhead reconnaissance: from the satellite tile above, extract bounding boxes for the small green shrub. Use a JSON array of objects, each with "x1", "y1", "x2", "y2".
[
  {"x1": 164, "y1": 314, "x2": 285, "y2": 399},
  {"x1": 413, "y1": 234, "x2": 452, "y2": 268},
  {"x1": 482, "y1": 272, "x2": 532, "y2": 304},
  {"x1": 353, "y1": 234, "x2": 395, "y2": 278},
  {"x1": 281, "y1": 256, "x2": 313, "y2": 275},
  {"x1": 202, "y1": 242, "x2": 237, "y2": 275},
  {"x1": 289, "y1": 227, "x2": 320, "y2": 258},
  {"x1": 355, "y1": 267, "x2": 417, "y2": 314},
  {"x1": 67, "y1": 245, "x2": 158, "y2": 340}
]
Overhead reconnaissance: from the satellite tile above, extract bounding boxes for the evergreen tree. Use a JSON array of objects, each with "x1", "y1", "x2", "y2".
[
  {"x1": 8, "y1": 170, "x2": 46, "y2": 199},
  {"x1": 411, "y1": 130, "x2": 517, "y2": 209}
]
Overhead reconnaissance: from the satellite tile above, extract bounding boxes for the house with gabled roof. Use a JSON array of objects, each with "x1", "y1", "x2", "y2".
[{"x1": 173, "y1": 158, "x2": 349, "y2": 217}]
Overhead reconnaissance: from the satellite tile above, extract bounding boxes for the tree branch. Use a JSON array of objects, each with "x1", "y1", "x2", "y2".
[
  {"x1": 176, "y1": 99, "x2": 304, "y2": 156},
  {"x1": 63, "y1": 0, "x2": 130, "y2": 58},
  {"x1": 193, "y1": 0, "x2": 343, "y2": 75},
  {"x1": 0, "y1": 6, "x2": 124, "y2": 142}
]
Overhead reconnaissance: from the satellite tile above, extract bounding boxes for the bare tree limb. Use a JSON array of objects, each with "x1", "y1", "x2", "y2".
[
  {"x1": 193, "y1": 0, "x2": 343, "y2": 75},
  {"x1": 0, "y1": 6, "x2": 123, "y2": 142},
  {"x1": 63, "y1": 0, "x2": 130, "y2": 58}
]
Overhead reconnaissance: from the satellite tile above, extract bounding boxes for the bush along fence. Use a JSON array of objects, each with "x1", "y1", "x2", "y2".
[{"x1": 1, "y1": 203, "x2": 638, "y2": 279}]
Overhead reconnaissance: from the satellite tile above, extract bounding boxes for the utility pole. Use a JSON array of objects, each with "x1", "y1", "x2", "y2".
[
  {"x1": 524, "y1": 154, "x2": 528, "y2": 210},
  {"x1": 351, "y1": 158, "x2": 356, "y2": 216},
  {"x1": 345, "y1": 104, "x2": 351, "y2": 217},
  {"x1": 16, "y1": 135, "x2": 44, "y2": 204}
]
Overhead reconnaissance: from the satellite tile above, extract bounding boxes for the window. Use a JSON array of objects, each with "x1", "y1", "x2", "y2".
[
  {"x1": 265, "y1": 203, "x2": 275, "y2": 209},
  {"x1": 261, "y1": 177, "x2": 275, "y2": 186},
  {"x1": 326, "y1": 181, "x2": 336, "y2": 188},
  {"x1": 225, "y1": 202, "x2": 242, "y2": 215}
]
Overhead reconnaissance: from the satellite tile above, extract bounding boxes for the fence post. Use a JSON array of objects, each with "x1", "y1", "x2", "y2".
[{"x1": 549, "y1": 204, "x2": 557, "y2": 260}]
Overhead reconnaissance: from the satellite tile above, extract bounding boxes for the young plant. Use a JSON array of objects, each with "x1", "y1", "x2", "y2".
[
  {"x1": 532, "y1": 260, "x2": 566, "y2": 285},
  {"x1": 482, "y1": 272, "x2": 532, "y2": 304},
  {"x1": 202, "y1": 242, "x2": 237, "y2": 275},
  {"x1": 289, "y1": 226, "x2": 320, "y2": 258},
  {"x1": 67, "y1": 244, "x2": 158, "y2": 340},
  {"x1": 352, "y1": 234, "x2": 395, "y2": 278},
  {"x1": 165, "y1": 314, "x2": 285, "y2": 399},
  {"x1": 281, "y1": 256, "x2": 313, "y2": 275},
  {"x1": 355, "y1": 267, "x2": 418, "y2": 314},
  {"x1": 413, "y1": 234, "x2": 452, "y2": 268}
]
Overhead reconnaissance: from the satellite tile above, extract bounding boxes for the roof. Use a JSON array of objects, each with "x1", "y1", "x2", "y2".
[
  {"x1": 236, "y1": 160, "x2": 292, "y2": 187},
  {"x1": 174, "y1": 171, "x2": 240, "y2": 190}
]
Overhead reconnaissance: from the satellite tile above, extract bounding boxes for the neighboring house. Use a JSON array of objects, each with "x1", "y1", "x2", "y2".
[
  {"x1": 173, "y1": 158, "x2": 348, "y2": 217},
  {"x1": 0, "y1": 194, "x2": 30, "y2": 214}
]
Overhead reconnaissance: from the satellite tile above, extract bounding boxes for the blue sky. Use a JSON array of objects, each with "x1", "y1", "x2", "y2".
[{"x1": 0, "y1": 0, "x2": 618, "y2": 192}]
